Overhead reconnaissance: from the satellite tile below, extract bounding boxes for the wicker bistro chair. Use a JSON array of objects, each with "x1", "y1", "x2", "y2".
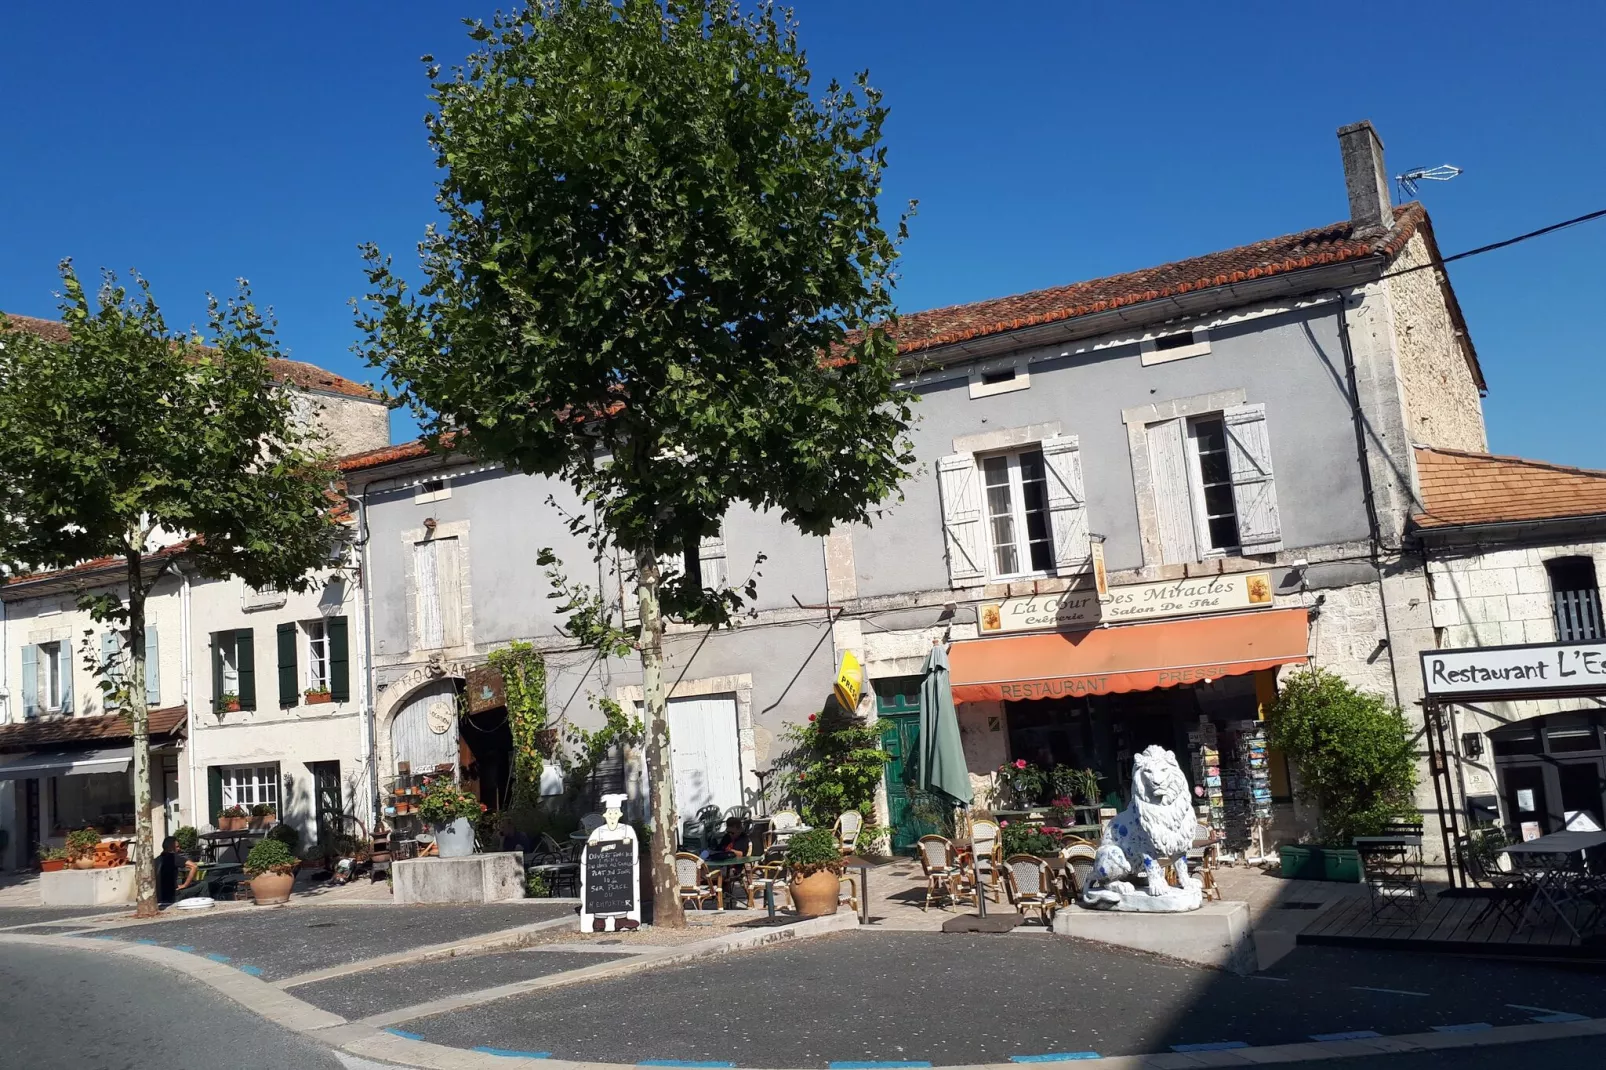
[
  {"x1": 675, "y1": 852, "x2": 720, "y2": 910},
  {"x1": 765, "y1": 809, "x2": 802, "y2": 849},
  {"x1": 917, "y1": 835, "x2": 971, "y2": 911},
  {"x1": 1003, "y1": 854, "x2": 1059, "y2": 926},
  {"x1": 1060, "y1": 842, "x2": 1098, "y2": 901},
  {"x1": 968, "y1": 819, "x2": 1003, "y2": 903},
  {"x1": 835, "y1": 810, "x2": 865, "y2": 855}
]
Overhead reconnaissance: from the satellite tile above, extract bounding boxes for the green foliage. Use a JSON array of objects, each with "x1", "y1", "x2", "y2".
[
  {"x1": 219, "y1": 805, "x2": 247, "y2": 820},
  {"x1": 38, "y1": 845, "x2": 69, "y2": 862},
  {"x1": 1000, "y1": 823, "x2": 1065, "y2": 859},
  {"x1": 996, "y1": 761, "x2": 1048, "y2": 806},
  {"x1": 418, "y1": 778, "x2": 486, "y2": 825},
  {"x1": 174, "y1": 826, "x2": 200, "y2": 853},
  {"x1": 266, "y1": 824, "x2": 300, "y2": 852},
  {"x1": 65, "y1": 828, "x2": 102, "y2": 861},
  {"x1": 784, "y1": 828, "x2": 843, "y2": 875},
  {"x1": 488, "y1": 642, "x2": 550, "y2": 807},
  {"x1": 244, "y1": 837, "x2": 298, "y2": 877},
  {"x1": 525, "y1": 871, "x2": 551, "y2": 898},
  {"x1": 780, "y1": 706, "x2": 889, "y2": 830},
  {"x1": 250, "y1": 803, "x2": 275, "y2": 817},
  {"x1": 558, "y1": 696, "x2": 645, "y2": 795},
  {"x1": 1052, "y1": 767, "x2": 1101, "y2": 807},
  {"x1": 1267, "y1": 668, "x2": 1420, "y2": 845}
]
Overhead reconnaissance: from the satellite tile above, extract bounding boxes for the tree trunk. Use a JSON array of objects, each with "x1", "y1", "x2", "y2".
[
  {"x1": 126, "y1": 553, "x2": 157, "y2": 918},
  {"x1": 635, "y1": 545, "x2": 685, "y2": 928}
]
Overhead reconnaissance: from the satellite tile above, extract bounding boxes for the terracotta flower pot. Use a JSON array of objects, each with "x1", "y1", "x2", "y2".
[
  {"x1": 789, "y1": 867, "x2": 842, "y2": 917},
  {"x1": 305, "y1": 692, "x2": 333, "y2": 705},
  {"x1": 219, "y1": 816, "x2": 247, "y2": 831},
  {"x1": 40, "y1": 859, "x2": 66, "y2": 873},
  {"x1": 249, "y1": 871, "x2": 295, "y2": 905},
  {"x1": 72, "y1": 856, "x2": 97, "y2": 870},
  {"x1": 249, "y1": 815, "x2": 273, "y2": 830}
]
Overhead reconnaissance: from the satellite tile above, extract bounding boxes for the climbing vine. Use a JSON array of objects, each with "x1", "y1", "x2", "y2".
[
  {"x1": 558, "y1": 696, "x2": 645, "y2": 797},
  {"x1": 487, "y1": 642, "x2": 549, "y2": 807}
]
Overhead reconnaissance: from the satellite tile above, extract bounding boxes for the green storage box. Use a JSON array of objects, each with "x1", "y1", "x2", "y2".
[
  {"x1": 1279, "y1": 844, "x2": 1317, "y2": 880},
  {"x1": 1322, "y1": 848, "x2": 1362, "y2": 883},
  {"x1": 1279, "y1": 844, "x2": 1362, "y2": 882}
]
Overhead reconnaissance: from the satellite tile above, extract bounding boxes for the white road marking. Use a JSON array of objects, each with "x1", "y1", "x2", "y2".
[{"x1": 1352, "y1": 986, "x2": 1430, "y2": 997}]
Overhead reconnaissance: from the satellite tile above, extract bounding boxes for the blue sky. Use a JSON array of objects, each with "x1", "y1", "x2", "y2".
[{"x1": 3, "y1": 2, "x2": 1602, "y2": 462}]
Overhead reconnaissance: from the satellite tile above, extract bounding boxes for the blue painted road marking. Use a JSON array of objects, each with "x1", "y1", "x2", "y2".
[
  {"x1": 1311, "y1": 1031, "x2": 1383, "y2": 1042},
  {"x1": 474, "y1": 1047, "x2": 552, "y2": 1059},
  {"x1": 385, "y1": 1028, "x2": 425, "y2": 1041},
  {"x1": 173, "y1": 945, "x2": 195, "y2": 952},
  {"x1": 204, "y1": 953, "x2": 231, "y2": 963},
  {"x1": 1010, "y1": 1054, "x2": 1101, "y2": 1062},
  {"x1": 1431, "y1": 1023, "x2": 1492, "y2": 1033},
  {"x1": 1170, "y1": 1042, "x2": 1249, "y2": 1053},
  {"x1": 638, "y1": 1063, "x2": 735, "y2": 1068},
  {"x1": 238, "y1": 964, "x2": 263, "y2": 976},
  {"x1": 134, "y1": 938, "x2": 160, "y2": 945}
]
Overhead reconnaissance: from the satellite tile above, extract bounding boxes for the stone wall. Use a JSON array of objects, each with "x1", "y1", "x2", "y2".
[
  {"x1": 1386, "y1": 231, "x2": 1487, "y2": 453},
  {"x1": 306, "y1": 391, "x2": 390, "y2": 457}
]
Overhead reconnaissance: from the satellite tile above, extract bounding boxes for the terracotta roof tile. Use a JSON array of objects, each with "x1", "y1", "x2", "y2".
[
  {"x1": 338, "y1": 433, "x2": 456, "y2": 473},
  {"x1": 880, "y1": 204, "x2": 1426, "y2": 357},
  {"x1": 3, "y1": 539, "x2": 195, "y2": 594},
  {"x1": 0, "y1": 706, "x2": 187, "y2": 753},
  {"x1": 1414, "y1": 447, "x2": 1606, "y2": 529},
  {"x1": 0, "y1": 312, "x2": 380, "y2": 400}
]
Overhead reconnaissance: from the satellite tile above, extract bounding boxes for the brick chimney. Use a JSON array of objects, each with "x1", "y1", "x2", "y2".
[{"x1": 1337, "y1": 120, "x2": 1392, "y2": 237}]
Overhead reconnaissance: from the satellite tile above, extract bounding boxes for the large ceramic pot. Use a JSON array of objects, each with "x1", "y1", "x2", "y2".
[
  {"x1": 249, "y1": 871, "x2": 295, "y2": 905},
  {"x1": 434, "y1": 817, "x2": 477, "y2": 858},
  {"x1": 789, "y1": 867, "x2": 842, "y2": 917},
  {"x1": 72, "y1": 856, "x2": 98, "y2": 870}
]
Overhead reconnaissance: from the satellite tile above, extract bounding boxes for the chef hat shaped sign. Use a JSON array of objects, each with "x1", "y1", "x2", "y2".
[{"x1": 602, "y1": 793, "x2": 628, "y2": 812}]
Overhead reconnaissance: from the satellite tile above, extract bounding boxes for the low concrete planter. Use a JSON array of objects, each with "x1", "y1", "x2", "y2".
[
  {"x1": 40, "y1": 864, "x2": 136, "y2": 907},
  {"x1": 433, "y1": 817, "x2": 477, "y2": 858},
  {"x1": 393, "y1": 852, "x2": 524, "y2": 904}
]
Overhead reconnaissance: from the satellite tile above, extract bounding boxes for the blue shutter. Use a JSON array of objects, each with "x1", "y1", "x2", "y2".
[
  {"x1": 58, "y1": 645, "x2": 73, "y2": 714},
  {"x1": 21, "y1": 645, "x2": 38, "y2": 719},
  {"x1": 145, "y1": 625, "x2": 161, "y2": 706},
  {"x1": 99, "y1": 632, "x2": 121, "y2": 712}
]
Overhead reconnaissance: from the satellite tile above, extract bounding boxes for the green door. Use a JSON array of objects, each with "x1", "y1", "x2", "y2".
[{"x1": 878, "y1": 677, "x2": 942, "y2": 855}]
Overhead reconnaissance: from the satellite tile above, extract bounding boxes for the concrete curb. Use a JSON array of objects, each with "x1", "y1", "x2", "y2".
[
  {"x1": 344, "y1": 911, "x2": 862, "y2": 1028},
  {"x1": 276, "y1": 914, "x2": 580, "y2": 989}
]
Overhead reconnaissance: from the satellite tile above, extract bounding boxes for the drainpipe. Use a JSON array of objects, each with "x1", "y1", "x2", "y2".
[
  {"x1": 341, "y1": 485, "x2": 379, "y2": 830},
  {"x1": 178, "y1": 561, "x2": 197, "y2": 833}
]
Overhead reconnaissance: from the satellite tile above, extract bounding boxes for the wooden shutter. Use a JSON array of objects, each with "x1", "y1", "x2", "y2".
[
  {"x1": 207, "y1": 766, "x2": 223, "y2": 827},
  {"x1": 236, "y1": 630, "x2": 256, "y2": 710},
  {"x1": 937, "y1": 453, "x2": 986, "y2": 585},
  {"x1": 698, "y1": 528, "x2": 728, "y2": 590},
  {"x1": 144, "y1": 626, "x2": 160, "y2": 706},
  {"x1": 100, "y1": 632, "x2": 121, "y2": 708},
  {"x1": 58, "y1": 645, "x2": 72, "y2": 713},
  {"x1": 414, "y1": 540, "x2": 442, "y2": 648},
  {"x1": 211, "y1": 635, "x2": 224, "y2": 710},
  {"x1": 328, "y1": 615, "x2": 350, "y2": 702},
  {"x1": 21, "y1": 645, "x2": 37, "y2": 719},
  {"x1": 1223, "y1": 403, "x2": 1284, "y2": 553},
  {"x1": 436, "y1": 537, "x2": 463, "y2": 647},
  {"x1": 277, "y1": 622, "x2": 298, "y2": 707},
  {"x1": 1040, "y1": 434, "x2": 1091, "y2": 574},
  {"x1": 1146, "y1": 419, "x2": 1199, "y2": 564}
]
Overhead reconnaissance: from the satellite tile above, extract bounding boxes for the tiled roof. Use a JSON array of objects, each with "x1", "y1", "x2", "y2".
[
  {"x1": 0, "y1": 706, "x2": 187, "y2": 753},
  {"x1": 0, "y1": 312, "x2": 380, "y2": 400},
  {"x1": 880, "y1": 204, "x2": 1427, "y2": 357},
  {"x1": 338, "y1": 434, "x2": 454, "y2": 473},
  {"x1": 2, "y1": 539, "x2": 195, "y2": 596},
  {"x1": 1414, "y1": 447, "x2": 1606, "y2": 529}
]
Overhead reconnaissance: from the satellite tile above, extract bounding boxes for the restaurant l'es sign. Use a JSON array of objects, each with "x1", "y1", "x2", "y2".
[{"x1": 1421, "y1": 641, "x2": 1606, "y2": 698}]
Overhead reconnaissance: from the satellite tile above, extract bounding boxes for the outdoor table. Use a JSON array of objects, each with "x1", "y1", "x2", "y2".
[
  {"x1": 199, "y1": 829, "x2": 264, "y2": 865},
  {"x1": 1354, "y1": 834, "x2": 1425, "y2": 922},
  {"x1": 1505, "y1": 829, "x2": 1606, "y2": 938},
  {"x1": 840, "y1": 854, "x2": 874, "y2": 924},
  {"x1": 704, "y1": 854, "x2": 759, "y2": 910}
]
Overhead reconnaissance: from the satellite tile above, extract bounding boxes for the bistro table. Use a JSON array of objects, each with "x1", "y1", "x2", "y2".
[
  {"x1": 840, "y1": 854, "x2": 874, "y2": 924},
  {"x1": 1504, "y1": 829, "x2": 1606, "y2": 938},
  {"x1": 198, "y1": 829, "x2": 265, "y2": 865},
  {"x1": 703, "y1": 854, "x2": 760, "y2": 910}
]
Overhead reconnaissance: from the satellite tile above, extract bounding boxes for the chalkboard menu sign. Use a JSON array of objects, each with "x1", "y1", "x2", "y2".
[{"x1": 582, "y1": 840, "x2": 636, "y2": 917}]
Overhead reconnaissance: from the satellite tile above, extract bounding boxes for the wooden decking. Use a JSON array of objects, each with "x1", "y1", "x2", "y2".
[{"x1": 1298, "y1": 888, "x2": 1603, "y2": 960}]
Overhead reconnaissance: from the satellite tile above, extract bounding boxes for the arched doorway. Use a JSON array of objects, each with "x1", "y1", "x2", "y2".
[
  {"x1": 390, "y1": 679, "x2": 461, "y2": 775},
  {"x1": 1489, "y1": 712, "x2": 1606, "y2": 837}
]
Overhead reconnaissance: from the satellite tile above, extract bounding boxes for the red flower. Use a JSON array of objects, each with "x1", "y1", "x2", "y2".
[
  {"x1": 808, "y1": 714, "x2": 817, "y2": 722},
  {"x1": 999, "y1": 820, "x2": 1009, "y2": 828},
  {"x1": 1014, "y1": 759, "x2": 1028, "y2": 770}
]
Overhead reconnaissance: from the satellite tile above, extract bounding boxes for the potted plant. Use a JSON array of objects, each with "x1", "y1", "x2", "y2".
[
  {"x1": 244, "y1": 836, "x2": 299, "y2": 905},
  {"x1": 417, "y1": 778, "x2": 485, "y2": 857},
  {"x1": 1268, "y1": 668, "x2": 1419, "y2": 883},
  {"x1": 996, "y1": 759, "x2": 1048, "y2": 808},
  {"x1": 174, "y1": 825, "x2": 201, "y2": 859},
  {"x1": 217, "y1": 805, "x2": 249, "y2": 831},
  {"x1": 304, "y1": 687, "x2": 333, "y2": 705},
  {"x1": 217, "y1": 691, "x2": 241, "y2": 713},
  {"x1": 785, "y1": 828, "x2": 844, "y2": 916},
  {"x1": 1001, "y1": 823, "x2": 1064, "y2": 859},
  {"x1": 37, "y1": 845, "x2": 69, "y2": 873},
  {"x1": 249, "y1": 803, "x2": 277, "y2": 830},
  {"x1": 65, "y1": 828, "x2": 102, "y2": 870}
]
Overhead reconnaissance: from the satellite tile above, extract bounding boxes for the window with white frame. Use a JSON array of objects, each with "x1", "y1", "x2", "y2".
[
  {"x1": 304, "y1": 619, "x2": 330, "y2": 692},
  {"x1": 37, "y1": 641, "x2": 68, "y2": 713},
  {"x1": 981, "y1": 448, "x2": 1053, "y2": 577},
  {"x1": 220, "y1": 764, "x2": 280, "y2": 810},
  {"x1": 938, "y1": 433, "x2": 1089, "y2": 586},
  {"x1": 1145, "y1": 403, "x2": 1281, "y2": 564}
]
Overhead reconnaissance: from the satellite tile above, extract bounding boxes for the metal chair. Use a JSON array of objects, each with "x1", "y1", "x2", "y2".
[
  {"x1": 1457, "y1": 832, "x2": 1532, "y2": 929},
  {"x1": 1003, "y1": 854, "x2": 1059, "y2": 926},
  {"x1": 835, "y1": 810, "x2": 864, "y2": 856},
  {"x1": 675, "y1": 852, "x2": 720, "y2": 910},
  {"x1": 580, "y1": 812, "x2": 606, "y2": 834},
  {"x1": 725, "y1": 805, "x2": 751, "y2": 822},
  {"x1": 969, "y1": 818, "x2": 1002, "y2": 903},
  {"x1": 916, "y1": 835, "x2": 965, "y2": 911}
]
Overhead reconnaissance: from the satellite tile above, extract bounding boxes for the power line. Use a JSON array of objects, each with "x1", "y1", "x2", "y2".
[{"x1": 1380, "y1": 207, "x2": 1606, "y2": 281}]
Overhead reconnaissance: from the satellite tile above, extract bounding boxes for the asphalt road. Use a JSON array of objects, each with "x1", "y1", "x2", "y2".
[
  {"x1": 0, "y1": 941, "x2": 344, "y2": 1070},
  {"x1": 396, "y1": 931, "x2": 1606, "y2": 1064}
]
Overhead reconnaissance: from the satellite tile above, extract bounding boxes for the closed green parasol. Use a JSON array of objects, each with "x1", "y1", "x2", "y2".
[{"x1": 918, "y1": 644, "x2": 973, "y2": 806}]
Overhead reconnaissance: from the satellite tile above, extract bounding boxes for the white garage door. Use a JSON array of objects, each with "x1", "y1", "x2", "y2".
[
  {"x1": 390, "y1": 680, "x2": 460, "y2": 774},
  {"x1": 664, "y1": 694, "x2": 743, "y2": 822}
]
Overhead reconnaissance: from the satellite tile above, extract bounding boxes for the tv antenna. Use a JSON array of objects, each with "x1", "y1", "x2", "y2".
[{"x1": 1396, "y1": 164, "x2": 1462, "y2": 198}]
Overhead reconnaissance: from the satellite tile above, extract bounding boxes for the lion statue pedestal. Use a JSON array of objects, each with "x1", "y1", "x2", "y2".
[{"x1": 1081, "y1": 744, "x2": 1202, "y2": 913}]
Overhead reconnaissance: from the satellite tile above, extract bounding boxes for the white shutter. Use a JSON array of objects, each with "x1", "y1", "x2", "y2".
[
  {"x1": 1040, "y1": 434, "x2": 1090, "y2": 574},
  {"x1": 57, "y1": 645, "x2": 73, "y2": 713},
  {"x1": 21, "y1": 645, "x2": 38, "y2": 719},
  {"x1": 937, "y1": 453, "x2": 986, "y2": 585},
  {"x1": 698, "y1": 528, "x2": 728, "y2": 590},
  {"x1": 1223, "y1": 403, "x2": 1283, "y2": 553},
  {"x1": 664, "y1": 695, "x2": 744, "y2": 817},
  {"x1": 414, "y1": 540, "x2": 442, "y2": 649},
  {"x1": 1147, "y1": 419, "x2": 1199, "y2": 564},
  {"x1": 145, "y1": 626, "x2": 161, "y2": 706},
  {"x1": 435, "y1": 536, "x2": 463, "y2": 647}
]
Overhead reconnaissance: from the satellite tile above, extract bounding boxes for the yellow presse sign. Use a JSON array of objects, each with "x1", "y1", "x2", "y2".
[{"x1": 833, "y1": 650, "x2": 863, "y2": 711}]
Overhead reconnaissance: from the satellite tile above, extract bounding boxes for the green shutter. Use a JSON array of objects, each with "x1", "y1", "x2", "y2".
[
  {"x1": 211, "y1": 634, "x2": 224, "y2": 711},
  {"x1": 145, "y1": 626, "x2": 161, "y2": 706},
  {"x1": 236, "y1": 630, "x2": 256, "y2": 710},
  {"x1": 277, "y1": 623, "x2": 298, "y2": 707},
  {"x1": 207, "y1": 766, "x2": 223, "y2": 827},
  {"x1": 328, "y1": 616, "x2": 350, "y2": 702}
]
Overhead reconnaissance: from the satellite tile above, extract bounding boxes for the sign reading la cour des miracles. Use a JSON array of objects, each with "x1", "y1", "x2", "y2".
[{"x1": 1421, "y1": 641, "x2": 1606, "y2": 698}]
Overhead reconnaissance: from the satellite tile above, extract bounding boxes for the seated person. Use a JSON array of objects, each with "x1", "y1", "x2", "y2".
[
  {"x1": 499, "y1": 818, "x2": 535, "y2": 856},
  {"x1": 704, "y1": 817, "x2": 750, "y2": 862},
  {"x1": 156, "y1": 835, "x2": 201, "y2": 906}
]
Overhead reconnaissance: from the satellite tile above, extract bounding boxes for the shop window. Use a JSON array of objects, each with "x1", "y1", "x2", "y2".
[
  {"x1": 220, "y1": 764, "x2": 280, "y2": 810},
  {"x1": 50, "y1": 772, "x2": 134, "y2": 833},
  {"x1": 1545, "y1": 557, "x2": 1604, "y2": 642},
  {"x1": 981, "y1": 448, "x2": 1053, "y2": 578}
]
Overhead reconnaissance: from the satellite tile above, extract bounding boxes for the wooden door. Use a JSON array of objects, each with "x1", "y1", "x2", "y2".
[{"x1": 880, "y1": 712, "x2": 939, "y2": 855}]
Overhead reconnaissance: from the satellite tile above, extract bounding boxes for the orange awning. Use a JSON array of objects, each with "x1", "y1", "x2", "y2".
[{"x1": 949, "y1": 607, "x2": 1310, "y2": 703}]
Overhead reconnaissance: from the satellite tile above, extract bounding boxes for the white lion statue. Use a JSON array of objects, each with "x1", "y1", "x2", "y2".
[{"x1": 1082, "y1": 745, "x2": 1201, "y2": 912}]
